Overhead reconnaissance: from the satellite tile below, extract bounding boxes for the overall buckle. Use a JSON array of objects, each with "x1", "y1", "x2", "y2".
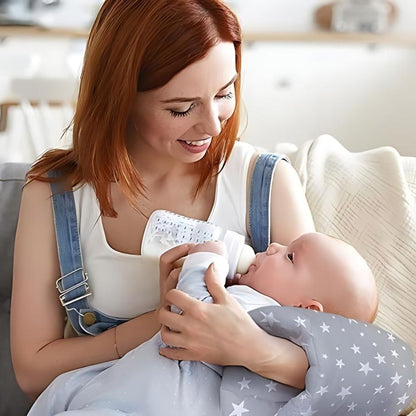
[{"x1": 56, "y1": 268, "x2": 92, "y2": 307}]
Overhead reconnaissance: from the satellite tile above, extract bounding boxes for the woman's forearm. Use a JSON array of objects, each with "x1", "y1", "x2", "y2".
[
  {"x1": 13, "y1": 310, "x2": 160, "y2": 400},
  {"x1": 113, "y1": 309, "x2": 161, "y2": 357},
  {"x1": 245, "y1": 329, "x2": 308, "y2": 389}
]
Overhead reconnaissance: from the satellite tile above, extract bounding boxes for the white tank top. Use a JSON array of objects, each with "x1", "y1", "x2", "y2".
[{"x1": 73, "y1": 141, "x2": 256, "y2": 319}]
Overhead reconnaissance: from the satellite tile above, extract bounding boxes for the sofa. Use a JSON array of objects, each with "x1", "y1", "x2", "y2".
[
  {"x1": 1, "y1": 135, "x2": 415, "y2": 415},
  {"x1": 0, "y1": 162, "x2": 31, "y2": 415}
]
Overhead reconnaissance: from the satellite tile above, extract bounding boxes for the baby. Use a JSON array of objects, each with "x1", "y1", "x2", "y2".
[
  {"x1": 30, "y1": 232, "x2": 381, "y2": 416},
  {"x1": 177, "y1": 232, "x2": 378, "y2": 323}
]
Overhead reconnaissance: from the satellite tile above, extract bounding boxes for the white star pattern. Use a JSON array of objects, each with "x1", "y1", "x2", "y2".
[
  {"x1": 397, "y1": 393, "x2": 410, "y2": 405},
  {"x1": 260, "y1": 311, "x2": 279, "y2": 328},
  {"x1": 391, "y1": 350, "x2": 399, "y2": 359},
  {"x1": 316, "y1": 386, "x2": 329, "y2": 396},
  {"x1": 337, "y1": 386, "x2": 352, "y2": 400},
  {"x1": 374, "y1": 353, "x2": 386, "y2": 364},
  {"x1": 265, "y1": 381, "x2": 277, "y2": 392},
  {"x1": 290, "y1": 333, "x2": 309, "y2": 347},
  {"x1": 295, "y1": 316, "x2": 306, "y2": 328},
  {"x1": 349, "y1": 319, "x2": 358, "y2": 324},
  {"x1": 320, "y1": 322, "x2": 330, "y2": 333},
  {"x1": 237, "y1": 377, "x2": 251, "y2": 391},
  {"x1": 300, "y1": 406, "x2": 318, "y2": 416},
  {"x1": 359, "y1": 362, "x2": 374, "y2": 376},
  {"x1": 234, "y1": 306, "x2": 414, "y2": 415},
  {"x1": 390, "y1": 372, "x2": 402, "y2": 385},
  {"x1": 347, "y1": 402, "x2": 357, "y2": 412},
  {"x1": 229, "y1": 401, "x2": 249, "y2": 416}
]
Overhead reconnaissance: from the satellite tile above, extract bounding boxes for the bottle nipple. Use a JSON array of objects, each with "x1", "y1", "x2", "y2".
[{"x1": 236, "y1": 244, "x2": 256, "y2": 275}]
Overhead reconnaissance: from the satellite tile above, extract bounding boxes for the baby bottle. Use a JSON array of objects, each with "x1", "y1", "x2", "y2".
[{"x1": 141, "y1": 210, "x2": 256, "y2": 279}]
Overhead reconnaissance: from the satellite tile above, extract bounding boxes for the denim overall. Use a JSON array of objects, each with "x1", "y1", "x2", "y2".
[{"x1": 49, "y1": 152, "x2": 284, "y2": 336}]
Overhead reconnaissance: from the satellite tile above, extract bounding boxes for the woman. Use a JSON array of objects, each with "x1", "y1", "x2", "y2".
[{"x1": 11, "y1": 0, "x2": 314, "y2": 401}]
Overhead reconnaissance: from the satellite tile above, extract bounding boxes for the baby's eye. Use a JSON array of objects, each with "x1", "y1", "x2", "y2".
[{"x1": 287, "y1": 253, "x2": 294, "y2": 263}]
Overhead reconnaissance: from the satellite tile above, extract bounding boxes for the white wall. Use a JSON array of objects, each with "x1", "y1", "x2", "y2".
[
  {"x1": 225, "y1": 0, "x2": 416, "y2": 156},
  {"x1": 240, "y1": 42, "x2": 416, "y2": 156},
  {"x1": 0, "y1": 1, "x2": 415, "y2": 162}
]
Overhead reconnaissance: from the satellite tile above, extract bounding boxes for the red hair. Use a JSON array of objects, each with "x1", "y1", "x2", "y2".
[{"x1": 28, "y1": 0, "x2": 242, "y2": 216}]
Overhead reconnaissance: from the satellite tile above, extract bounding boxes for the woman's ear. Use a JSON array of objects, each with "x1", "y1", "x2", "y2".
[{"x1": 304, "y1": 300, "x2": 324, "y2": 312}]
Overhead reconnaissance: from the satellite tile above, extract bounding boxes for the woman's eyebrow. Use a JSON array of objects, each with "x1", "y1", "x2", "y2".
[
  {"x1": 160, "y1": 73, "x2": 238, "y2": 104},
  {"x1": 219, "y1": 73, "x2": 238, "y2": 91}
]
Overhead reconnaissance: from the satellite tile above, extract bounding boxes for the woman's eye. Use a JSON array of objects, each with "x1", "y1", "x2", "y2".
[
  {"x1": 169, "y1": 104, "x2": 195, "y2": 118},
  {"x1": 287, "y1": 253, "x2": 294, "y2": 263},
  {"x1": 216, "y1": 91, "x2": 234, "y2": 100}
]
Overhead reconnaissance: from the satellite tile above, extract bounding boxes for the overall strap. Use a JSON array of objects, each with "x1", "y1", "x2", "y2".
[
  {"x1": 249, "y1": 153, "x2": 287, "y2": 253},
  {"x1": 48, "y1": 172, "x2": 91, "y2": 335}
]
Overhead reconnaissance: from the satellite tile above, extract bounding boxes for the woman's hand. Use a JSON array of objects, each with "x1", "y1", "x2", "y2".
[
  {"x1": 159, "y1": 263, "x2": 266, "y2": 366},
  {"x1": 158, "y1": 243, "x2": 194, "y2": 311},
  {"x1": 158, "y1": 263, "x2": 308, "y2": 389}
]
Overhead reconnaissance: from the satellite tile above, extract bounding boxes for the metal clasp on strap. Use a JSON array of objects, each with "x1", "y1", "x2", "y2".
[{"x1": 56, "y1": 268, "x2": 92, "y2": 307}]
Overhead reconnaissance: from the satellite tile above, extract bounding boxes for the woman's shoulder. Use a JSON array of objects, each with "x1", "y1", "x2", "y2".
[
  {"x1": 22, "y1": 179, "x2": 51, "y2": 204},
  {"x1": 22, "y1": 172, "x2": 81, "y2": 209}
]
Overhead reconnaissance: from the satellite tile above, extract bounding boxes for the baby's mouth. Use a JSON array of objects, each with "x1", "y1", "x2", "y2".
[{"x1": 226, "y1": 273, "x2": 241, "y2": 287}]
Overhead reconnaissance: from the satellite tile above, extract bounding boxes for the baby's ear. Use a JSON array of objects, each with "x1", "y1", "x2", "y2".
[{"x1": 304, "y1": 300, "x2": 323, "y2": 312}]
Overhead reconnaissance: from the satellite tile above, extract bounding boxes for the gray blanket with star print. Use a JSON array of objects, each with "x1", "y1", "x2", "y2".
[
  {"x1": 28, "y1": 300, "x2": 415, "y2": 416},
  {"x1": 221, "y1": 305, "x2": 415, "y2": 416}
]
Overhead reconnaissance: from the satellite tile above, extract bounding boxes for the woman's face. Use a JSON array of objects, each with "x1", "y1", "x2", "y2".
[{"x1": 129, "y1": 42, "x2": 237, "y2": 164}]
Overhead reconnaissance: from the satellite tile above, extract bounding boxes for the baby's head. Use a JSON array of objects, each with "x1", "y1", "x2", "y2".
[{"x1": 238, "y1": 232, "x2": 378, "y2": 322}]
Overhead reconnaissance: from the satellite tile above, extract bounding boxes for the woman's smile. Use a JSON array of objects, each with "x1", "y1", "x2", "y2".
[{"x1": 178, "y1": 137, "x2": 212, "y2": 153}]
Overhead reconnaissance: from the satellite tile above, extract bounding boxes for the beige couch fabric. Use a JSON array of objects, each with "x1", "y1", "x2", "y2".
[{"x1": 294, "y1": 135, "x2": 416, "y2": 414}]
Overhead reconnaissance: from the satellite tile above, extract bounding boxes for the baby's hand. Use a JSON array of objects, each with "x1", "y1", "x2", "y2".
[{"x1": 188, "y1": 240, "x2": 227, "y2": 256}]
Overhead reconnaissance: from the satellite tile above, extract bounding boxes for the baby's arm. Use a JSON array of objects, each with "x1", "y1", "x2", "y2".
[{"x1": 173, "y1": 241, "x2": 229, "y2": 311}]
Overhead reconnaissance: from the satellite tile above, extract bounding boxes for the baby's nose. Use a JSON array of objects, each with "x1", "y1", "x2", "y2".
[{"x1": 266, "y1": 242, "x2": 283, "y2": 255}]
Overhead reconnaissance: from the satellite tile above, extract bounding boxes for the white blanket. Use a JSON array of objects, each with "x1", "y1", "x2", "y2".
[{"x1": 293, "y1": 134, "x2": 416, "y2": 414}]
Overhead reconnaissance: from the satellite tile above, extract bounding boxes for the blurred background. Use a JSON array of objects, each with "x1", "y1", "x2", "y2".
[{"x1": 0, "y1": 0, "x2": 415, "y2": 163}]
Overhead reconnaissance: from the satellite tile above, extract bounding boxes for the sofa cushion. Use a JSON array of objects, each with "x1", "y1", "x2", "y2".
[{"x1": 0, "y1": 163, "x2": 32, "y2": 415}]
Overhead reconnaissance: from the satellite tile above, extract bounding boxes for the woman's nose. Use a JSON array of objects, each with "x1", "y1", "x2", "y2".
[{"x1": 197, "y1": 103, "x2": 222, "y2": 137}]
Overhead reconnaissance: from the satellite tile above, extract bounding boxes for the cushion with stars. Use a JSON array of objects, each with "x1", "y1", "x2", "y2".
[{"x1": 220, "y1": 306, "x2": 415, "y2": 416}]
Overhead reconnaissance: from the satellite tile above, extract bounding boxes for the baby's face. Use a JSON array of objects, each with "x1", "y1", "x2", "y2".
[{"x1": 237, "y1": 233, "x2": 348, "y2": 307}]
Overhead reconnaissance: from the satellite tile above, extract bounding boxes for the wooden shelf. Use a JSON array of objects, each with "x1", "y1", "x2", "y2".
[
  {"x1": 0, "y1": 25, "x2": 89, "y2": 39},
  {"x1": 1, "y1": 25, "x2": 415, "y2": 47},
  {"x1": 242, "y1": 30, "x2": 416, "y2": 47}
]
